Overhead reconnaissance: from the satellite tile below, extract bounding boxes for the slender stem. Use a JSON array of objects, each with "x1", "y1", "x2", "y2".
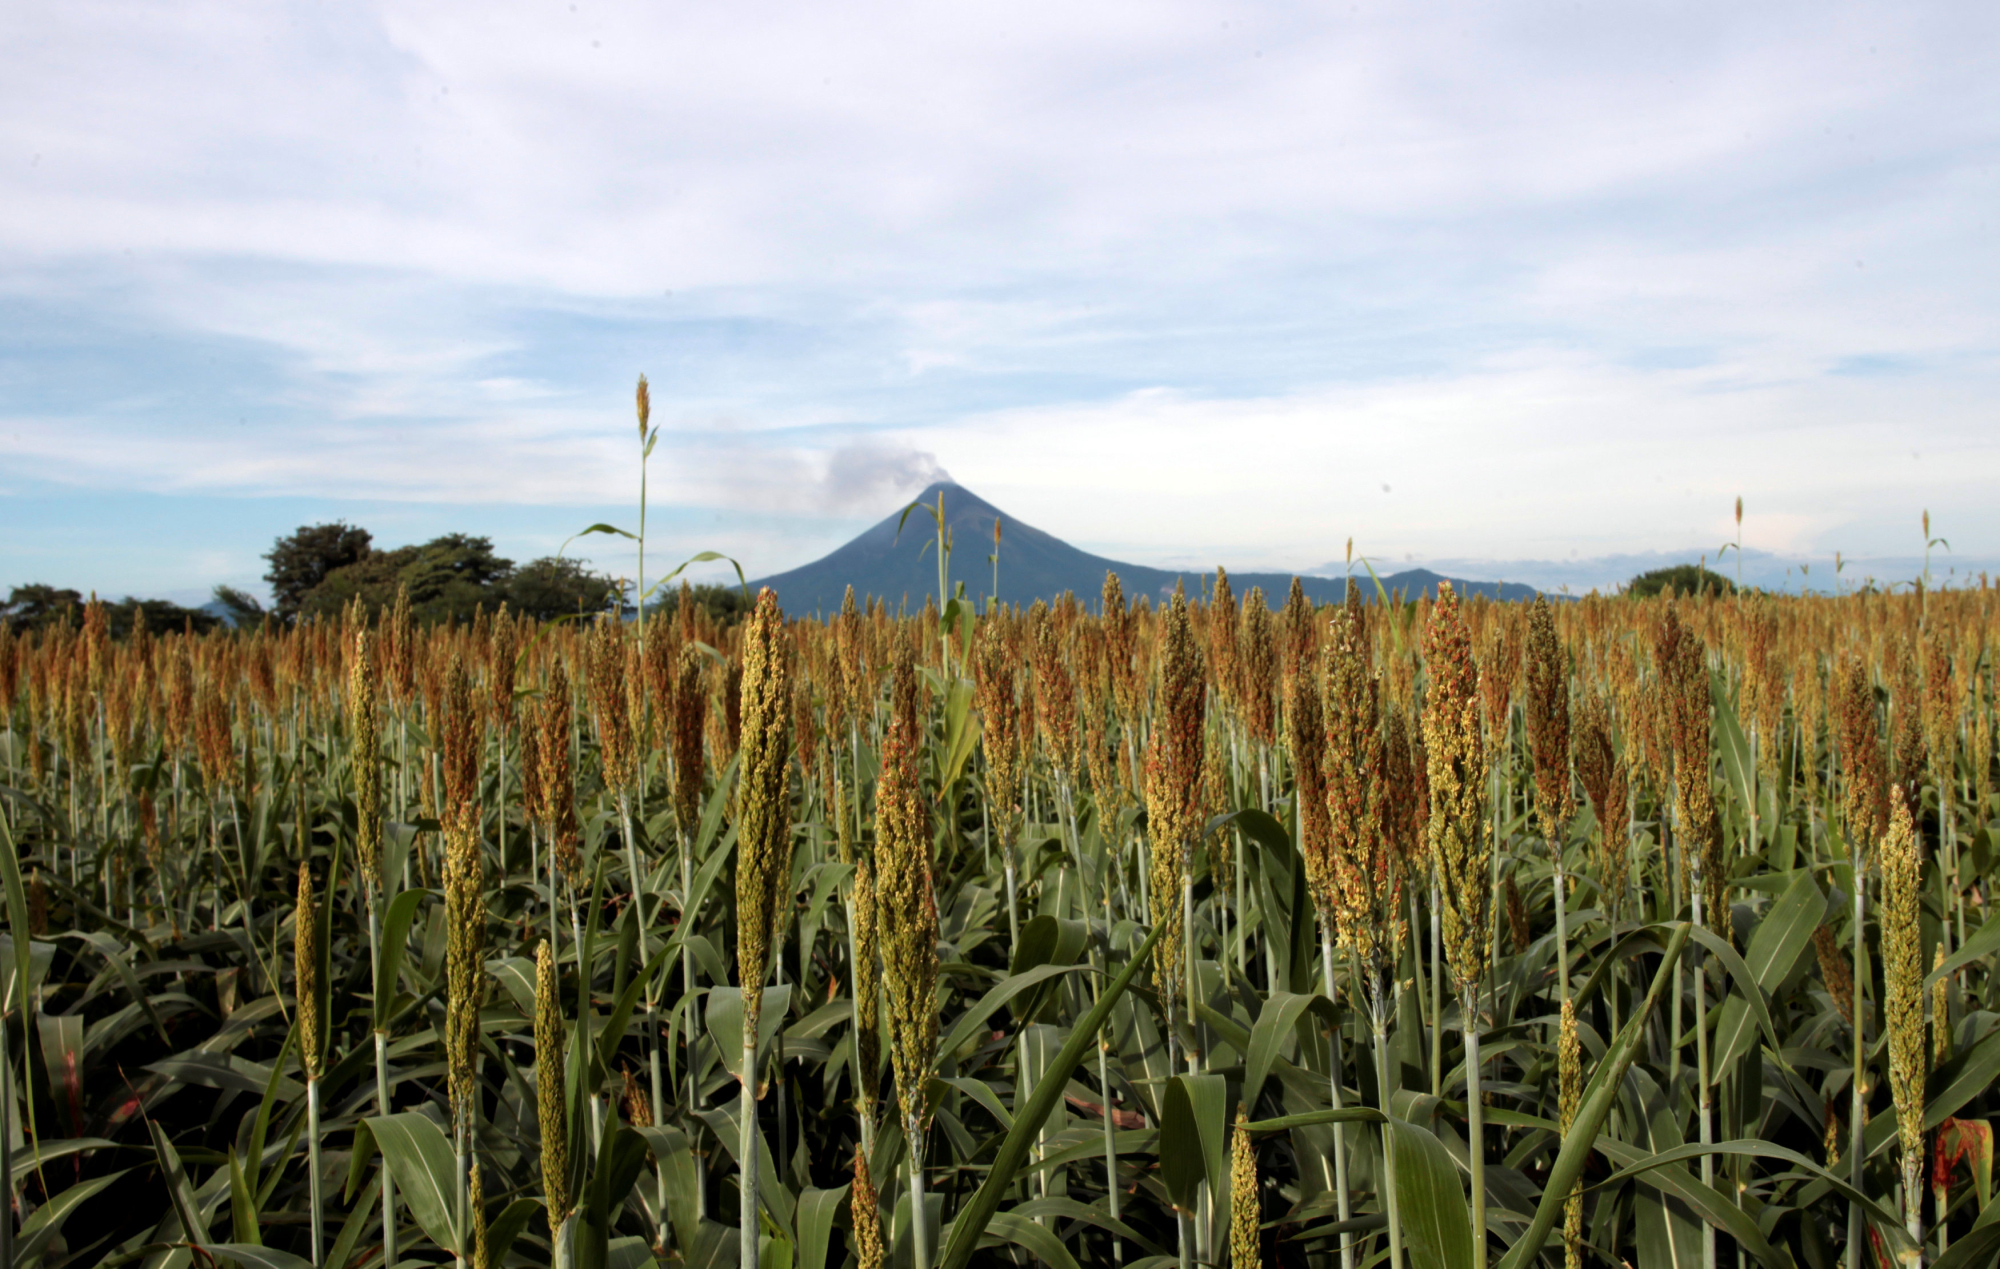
[
  {"x1": 307, "y1": 1077, "x2": 324, "y2": 1267},
  {"x1": 1552, "y1": 846, "x2": 1569, "y2": 1005},
  {"x1": 1693, "y1": 874, "x2": 1715, "y2": 1269},
  {"x1": 1847, "y1": 844, "x2": 1866, "y2": 1269},
  {"x1": 909, "y1": 1129, "x2": 931, "y2": 1269},
  {"x1": 1430, "y1": 881, "x2": 1443, "y2": 1098},
  {"x1": 1373, "y1": 992, "x2": 1403, "y2": 1269},
  {"x1": 1466, "y1": 1002, "x2": 1486, "y2": 1269},
  {"x1": 1321, "y1": 930, "x2": 1353, "y2": 1269},
  {"x1": 741, "y1": 1025, "x2": 759, "y2": 1269}
]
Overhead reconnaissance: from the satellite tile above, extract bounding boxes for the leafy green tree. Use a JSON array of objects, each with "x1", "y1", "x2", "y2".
[
  {"x1": 107, "y1": 597, "x2": 220, "y2": 637},
  {"x1": 210, "y1": 585, "x2": 267, "y2": 628},
  {"x1": 1, "y1": 584, "x2": 84, "y2": 629},
  {"x1": 646, "y1": 582, "x2": 752, "y2": 629},
  {"x1": 265, "y1": 522, "x2": 373, "y2": 620},
  {"x1": 1627, "y1": 563, "x2": 1736, "y2": 598},
  {"x1": 505, "y1": 556, "x2": 619, "y2": 621}
]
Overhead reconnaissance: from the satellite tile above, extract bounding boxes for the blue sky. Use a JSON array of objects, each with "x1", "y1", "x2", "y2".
[{"x1": 4, "y1": 0, "x2": 1998, "y2": 604}]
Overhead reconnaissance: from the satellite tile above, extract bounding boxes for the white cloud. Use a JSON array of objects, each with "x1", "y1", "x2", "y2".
[{"x1": 3, "y1": 0, "x2": 1999, "y2": 588}]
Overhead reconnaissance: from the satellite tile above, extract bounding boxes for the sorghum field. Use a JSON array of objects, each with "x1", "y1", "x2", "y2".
[{"x1": 2, "y1": 570, "x2": 1997, "y2": 1269}]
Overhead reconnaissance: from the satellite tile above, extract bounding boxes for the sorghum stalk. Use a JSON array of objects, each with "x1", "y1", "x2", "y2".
[
  {"x1": 1324, "y1": 601, "x2": 1404, "y2": 1269},
  {"x1": 1882, "y1": 793, "x2": 1926, "y2": 1246},
  {"x1": 1524, "y1": 597, "x2": 1573, "y2": 1002},
  {"x1": 735, "y1": 590, "x2": 794, "y2": 1269},
  {"x1": 536, "y1": 939, "x2": 572, "y2": 1227},
  {"x1": 349, "y1": 627, "x2": 398, "y2": 1269},
  {"x1": 443, "y1": 798, "x2": 484, "y2": 1269},
  {"x1": 851, "y1": 1145, "x2": 885, "y2": 1269},
  {"x1": 1558, "y1": 998, "x2": 1581, "y2": 1269},
  {"x1": 296, "y1": 862, "x2": 324, "y2": 1268},
  {"x1": 1231, "y1": 1111, "x2": 1260, "y2": 1269},
  {"x1": 1145, "y1": 590, "x2": 1207, "y2": 1267},
  {"x1": 1837, "y1": 654, "x2": 1887, "y2": 1269},
  {"x1": 876, "y1": 639, "x2": 937, "y2": 1269},
  {"x1": 670, "y1": 642, "x2": 707, "y2": 1191},
  {"x1": 1423, "y1": 584, "x2": 1489, "y2": 1269},
  {"x1": 1282, "y1": 582, "x2": 1348, "y2": 1267}
]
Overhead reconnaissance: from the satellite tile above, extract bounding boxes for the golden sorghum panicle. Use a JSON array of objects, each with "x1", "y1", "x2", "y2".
[
  {"x1": 1230, "y1": 1110, "x2": 1261, "y2": 1269},
  {"x1": 853, "y1": 847, "x2": 882, "y2": 1123},
  {"x1": 1210, "y1": 567, "x2": 1241, "y2": 716},
  {"x1": 875, "y1": 640, "x2": 937, "y2": 1137},
  {"x1": 1889, "y1": 638, "x2": 1926, "y2": 823},
  {"x1": 1933, "y1": 944, "x2": 1951, "y2": 1064},
  {"x1": 1924, "y1": 631, "x2": 1956, "y2": 817},
  {"x1": 1559, "y1": 997, "x2": 1582, "y2": 1269},
  {"x1": 851, "y1": 1146, "x2": 885, "y2": 1269},
  {"x1": 1524, "y1": 595, "x2": 1573, "y2": 844},
  {"x1": 622, "y1": 1065, "x2": 653, "y2": 1128},
  {"x1": 1285, "y1": 584, "x2": 1330, "y2": 908},
  {"x1": 1813, "y1": 924, "x2": 1854, "y2": 1020},
  {"x1": 588, "y1": 619, "x2": 637, "y2": 793},
  {"x1": 296, "y1": 863, "x2": 322, "y2": 1080},
  {"x1": 440, "y1": 653, "x2": 480, "y2": 818},
  {"x1": 671, "y1": 644, "x2": 706, "y2": 839},
  {"x1": 469, "y1": 1160, "x2": 489, "y2": 1269},
  {"x1": 1032, "y1": 610, "x2": 1079, "y2": 788},
  {"x1": 349, "y1": 627, "x2": 383, "y2": 892},
  {"x1": 1422, "y1": 583, "x2": 1489, "y2": 1004},
  {"x1": 1837, "y1": 656, "x2": 1888, "y2": 852},
  {"x1": 1880, "y1": 792, "x2": 1926, "y2": 1220},
  {"x1": 444, "y1": 800, "x2": 485, "y2": 1128},
  {"x1": 1145, "y1": 588, "x2": 1207, "y2": 1006},
  {"x1": 1575, "y1": 688, "x2": 1630, "y2": 920},
  {"x1": 535, "y1": 940, "x2": 572, "y2": 1222},
  {"x1": 1659, "y1": 606, "x2": 1726, "y2": 939},
  {"x1": 735, "y1": 589, "x2": 794, "y2": 1046},
  {"x1": 975, "y1": 619, "x2": 1025, "y2": 849},
  {"x1": 1504, "y1": 874, "x2": 1531, "y2": 954},
  {"x1": 1323, "y1": 606, "x2": 1400, "y2": 999},
  {"x1": 27, "y1": 869, "x2": 48, "y2": 938},
  {"x1": 1240, "y1": 591, "x2": 1278, "y2": 748}
]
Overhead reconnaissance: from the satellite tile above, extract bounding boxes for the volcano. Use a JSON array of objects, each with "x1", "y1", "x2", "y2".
[{"x1": 748, "y1": 481, "x2": 1542, "y2": 615}]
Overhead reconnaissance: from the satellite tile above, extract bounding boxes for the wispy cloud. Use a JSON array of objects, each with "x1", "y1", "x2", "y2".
[{"x1": 3, "y1": 0, "x2": 1998, "y2": 598}]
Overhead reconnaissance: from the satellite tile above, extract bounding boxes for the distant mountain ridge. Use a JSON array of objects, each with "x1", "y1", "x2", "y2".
[{"x1": 749, "y1": 481, "x2": 1544, "y2": 615}]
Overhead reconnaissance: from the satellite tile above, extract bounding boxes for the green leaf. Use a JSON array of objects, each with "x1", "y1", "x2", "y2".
[
  {"x1": 1495, "y1": 921, "x2": 1691, "y2": 1269},
  {"x1": 487, "y1": 1197, "x2": 542, "y2": 1266},
  {"x1": 937, "y1": 962, "x2": 1084, "y2": 1058},
  {"x1": 1243, "y1": 990, "x2": 1335, "y2": 1108},
  {"x1": 374, "y1": 886, "x2": 431, "y2": 1010},
  {"x1": 1242, "y1": 1107, "x2": 1386, "y2": 1134},
  {"x1": 1158, "y1": 1077, "x2": 1207, "y2": 1214},
  {"x1": 1389, "y1": 1119, "x2": 1473, "y2": 1269},
  {"x1": 0, "y1": 803, "x2": 39, "y2": 1016},
  {"x1": 194, "y1": 1244, "x2": 314, "y2": 1269},
  {"x1": 794, "y1": 1184, "x2": 850, "y2": 1269},
  {"x1": 1712, "y1": 870, "x2": 1821, "y2": 1072},
  {"x1": 1590, "y1": 1139, "x2": 1798, "y2": 1269},
  {"x1": 935, "y1": 917, "x2": 1168, "y2": 1269},
  {"x1": 705, "y1": 984, "x2": 793, "y2": 1083},
  {"x1": 15, "y1": 1168, "x2": 130, "y2": 1265},
  {"x1": 149, "y1": 1118, "x2": 206, "y2": 1244},
  {"x1": 1930, "y1": 914, "x2": 2000, "y2": 988},
  {"x1": 634, "y1": 1126, "x2": 704, "y2": 1254},
  {"x1": 1933, "y1": 1223, "x2": 2000, "y2": 1269},
  {"x1": 980, "y1": 1209, "x2": 1083, "y2": 1269},
  {"x1": 325, "y1": 1174, "x2": 382, "y2": 1269},
  {"x1": 228, "y1": 1147, "x2": 260, "y2": 1245},
  {"x1": 360, "y1": 1112, "x2": 460, "y2": 1253},
  {"x1": 1929, "y1": 1024, "x2": 2000, "y2": 1130}
]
